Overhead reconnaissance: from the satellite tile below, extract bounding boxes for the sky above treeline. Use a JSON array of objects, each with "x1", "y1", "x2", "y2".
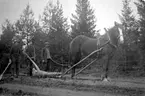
[{"x1": 0, "y1": 0, "x2": 137, "y2": 34}]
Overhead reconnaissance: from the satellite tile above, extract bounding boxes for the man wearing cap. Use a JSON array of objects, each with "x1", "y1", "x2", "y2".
[{"x1": 41, "y1": 42, "x2": 52, "y2": 71}]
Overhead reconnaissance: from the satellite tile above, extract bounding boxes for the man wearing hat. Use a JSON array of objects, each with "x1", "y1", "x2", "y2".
[{"x1": 41, "y1": 41, "x2": 52, "y2": 71}]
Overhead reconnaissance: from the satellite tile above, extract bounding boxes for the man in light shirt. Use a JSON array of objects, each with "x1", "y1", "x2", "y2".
[{"x1": 41, "y1": 42, "x2": 52, "y2": 71}]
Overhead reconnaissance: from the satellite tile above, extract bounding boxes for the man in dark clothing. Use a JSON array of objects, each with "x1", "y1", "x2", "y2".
[
  {"x1": 41, "y1": 42, "x2": 52, "y2": 72},
  {"x1": 10, "y1": 41, "x2": 21, "y2": 77}
]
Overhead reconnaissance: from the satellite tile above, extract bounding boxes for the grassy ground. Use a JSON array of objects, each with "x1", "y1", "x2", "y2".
[
  {"x1": 0, "y1": 87, "x2": 39, "y2": 96},
  {"x1": 1, "y1": 76, "x2": 144, "y2": 96}
]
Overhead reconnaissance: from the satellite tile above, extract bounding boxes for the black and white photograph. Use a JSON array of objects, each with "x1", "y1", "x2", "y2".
[{"x1": 0, "y1": 0, "x2": 145, "y2": 96}]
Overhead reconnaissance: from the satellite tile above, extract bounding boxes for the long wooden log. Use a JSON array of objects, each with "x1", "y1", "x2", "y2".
[
  {"x1": 32, "y1": 68, "x2": 62, "y2": 77},
  {"x1": 23, "y1": 51, "x2": 40, "y2": 71},
  {"x1": 61, "y1": 48, "x2": 103, "y2": 77},
  {"x1": 23, "y1": 51, "x2": 62, "y2": 77}
]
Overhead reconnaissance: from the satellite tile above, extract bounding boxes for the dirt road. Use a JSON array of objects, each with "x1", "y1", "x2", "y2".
[
  {"x1": 1, "y1": 76, "x2": 145, "y2": 96},
  {"x1": 0, "y1": 83, "x2": 128, "y2": 96}
]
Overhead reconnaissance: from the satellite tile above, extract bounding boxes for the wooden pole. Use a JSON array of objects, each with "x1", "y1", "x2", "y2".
[
  {"x1": 74, "y1": 58, "x2": 98, "y2": 77},
  {"x1": 23, "y1": 51, "x2": 62, "y2": 77},
  {"x1": 0, "y1": 59, "x2": 12, "y2": 80},
  {"x1": 23, "y1": 51, "x2": 40, "y2": 71},
  {"x1": 61, "y1": 48, "x2": 103, "y2": 77}
]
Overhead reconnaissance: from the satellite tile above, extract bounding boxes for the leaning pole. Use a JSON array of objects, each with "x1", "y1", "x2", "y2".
[{"x1": 61, "y1": 48, "x2": 103, "y2": 77}]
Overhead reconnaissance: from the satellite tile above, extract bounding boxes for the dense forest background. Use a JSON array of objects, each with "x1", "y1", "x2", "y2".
[{"x1": 1, "y1": 0, "x2": 145, "y2": 77}]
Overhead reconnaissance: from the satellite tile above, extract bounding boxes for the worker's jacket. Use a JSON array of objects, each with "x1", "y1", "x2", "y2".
[
  {"x1": 10, "y1": 44, "x2": 21, "y2": 59},
  {"x1": 41, "y1": 47, "x2": 51, "y2": 62}
]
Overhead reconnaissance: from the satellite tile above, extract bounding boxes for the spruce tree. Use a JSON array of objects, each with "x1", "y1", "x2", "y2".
[
  {"x1": 71, "y1": 0, "x2": 96, "y2": 38},
  {"x1": 135, "y1": 0, "x2": 145, "y2": 50},
  {"x1": 1, "y1": 19, "x2": 15, "y2": 46},
  {"x1": 15, "y1": 4, "x2": 36, "y2": 45},
  {"x1": 135, "y1": 0, "x2": 145, "y2": 73},
  {"x1": 119, "y1": 0, "x2": 138, "y2": 46},
  {"x1": 119, "y1": 0, "x2": 140, "y2": 75}
]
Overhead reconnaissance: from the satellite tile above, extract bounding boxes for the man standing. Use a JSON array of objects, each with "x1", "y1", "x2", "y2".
[
  {"x1": 41, "y1": 42, "x2": 52, "y2": 72},
  {"x1": 10, "y1": 41, "x2": 21, "y2": 77}
]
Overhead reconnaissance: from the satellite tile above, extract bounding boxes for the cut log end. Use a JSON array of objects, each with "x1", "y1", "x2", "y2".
[{"x1": 32, "y1": 68, "x2": 62, "y2": 77}]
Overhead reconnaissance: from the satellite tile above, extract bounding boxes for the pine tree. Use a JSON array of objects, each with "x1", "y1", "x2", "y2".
[
  {"x1": 1, "y1": 19, "x2": 15, "y2": 46},
  {"x1": 71, "y1": 0, "x2": 96, "y2": 38},
  {"x1": 15, "y1": 4, "x2": 36, "y2": 45},
  {"x1": 135, "y1": 0, "x2": 145, "y2": 73},
  {"x1": 135, "y1": 0, "x2": 145, "y2": 50},
  {"x1": 119, "y1": 0, "x2": 139, "y2": 46},
  {"x1": 118, "y1": 0, "x2": 140, "y2": 75},
  {"x1": 42, "y1": 0, "x2": 70, "y2": 62}
]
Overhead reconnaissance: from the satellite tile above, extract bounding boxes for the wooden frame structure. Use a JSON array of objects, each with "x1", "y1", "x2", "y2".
[{"x1": 61, "y1": 48, "x2": 103, "y2": 77}]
